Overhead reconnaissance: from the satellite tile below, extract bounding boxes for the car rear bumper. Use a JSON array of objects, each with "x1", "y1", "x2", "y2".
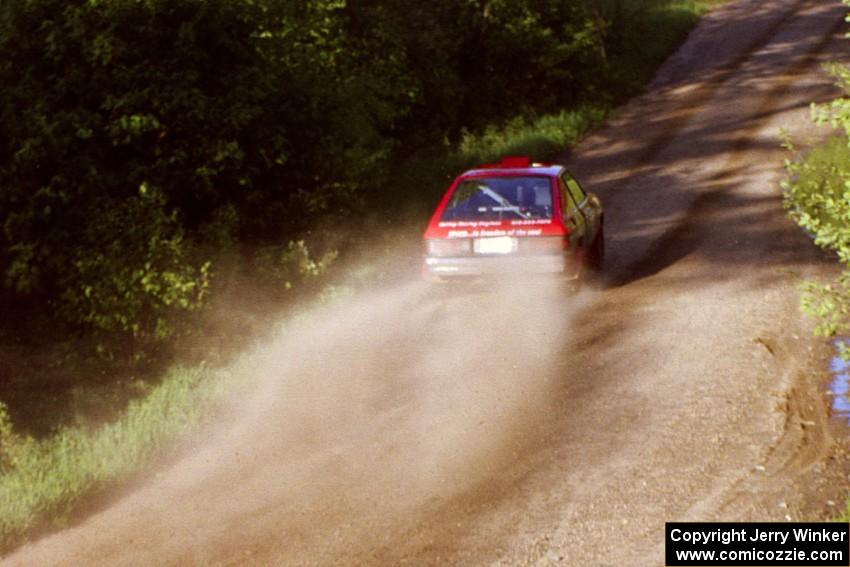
[{"x1": 422, "y1": 254, "x2": 575, "y2": 280}]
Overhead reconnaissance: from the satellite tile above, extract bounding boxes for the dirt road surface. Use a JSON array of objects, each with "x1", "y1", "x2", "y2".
[{"x1": 5, "y1": 0, "x2": 850, "y2": 565}]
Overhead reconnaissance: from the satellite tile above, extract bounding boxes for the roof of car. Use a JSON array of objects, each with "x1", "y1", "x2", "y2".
[{"x1": 460, "y1": 156, "x2": 564, "y2": 179}]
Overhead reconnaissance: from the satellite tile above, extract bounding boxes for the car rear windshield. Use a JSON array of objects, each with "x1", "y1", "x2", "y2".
[{"x1": 440, "y1": 176, "x2": 553, "y2": 222}]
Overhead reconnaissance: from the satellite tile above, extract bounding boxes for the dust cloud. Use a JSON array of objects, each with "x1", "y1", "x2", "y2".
[
  {"x1": 22, "y1": 274, "x2": 585, "y2": 565},
  {"x1": 182, "y1": 276, "x2": 583, "y2": 562}
]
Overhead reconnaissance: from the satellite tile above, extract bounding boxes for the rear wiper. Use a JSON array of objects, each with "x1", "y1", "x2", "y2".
[{"x1": 478, "y1": 187, "x2": 530, "y2": 219}]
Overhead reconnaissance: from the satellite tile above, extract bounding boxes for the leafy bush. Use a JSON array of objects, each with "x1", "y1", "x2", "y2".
[
  {"x1": 255, "y1": 240, "x2": 338, "y2": 290},
  {"x1": 783, "y1": 58, "x2": 850, "y2": 338},
  {"x1": 0, "y1": 0, "x2": 393, "y2": 349},
  {"x1": 458, "y1": 106, "x2": 608, "y2": 165},
  {"x1": 58, "y1": 184, "x2": 210, "y2": 342},
  {"x1": 0, "y1": 0, "x2": 723, "y2": 357}
]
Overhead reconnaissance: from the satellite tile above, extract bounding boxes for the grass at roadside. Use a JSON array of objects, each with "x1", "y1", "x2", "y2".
[
  {"x1": 459, "y1": 107, "x2": 609, "y2": 168},
  {"x1": 0, "y1": 0, "x2": 728, "y2": 553},
  {"x1": 385, "y1": 0, "x2": 726, "y2": 219},
  {"x1": 0, "y1": 366, "x2": 233, "y2": 552},
  {"x1": 383, "y1": 106, "x2": 608, "y2": 225}
]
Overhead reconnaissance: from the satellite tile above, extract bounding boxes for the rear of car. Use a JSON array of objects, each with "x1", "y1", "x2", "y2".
[{"x1": 422, "y1": 157, "x2": 582, "y2": 281}]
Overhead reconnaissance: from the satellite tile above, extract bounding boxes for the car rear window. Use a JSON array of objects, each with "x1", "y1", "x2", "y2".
[{"x1": 440, "y1": 176, "x2": 553, "y2": 221}]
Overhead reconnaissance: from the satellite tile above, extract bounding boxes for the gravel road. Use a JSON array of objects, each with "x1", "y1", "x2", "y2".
[{"x1": 5, "y1": 1, "x2": 850, "y2": 565}]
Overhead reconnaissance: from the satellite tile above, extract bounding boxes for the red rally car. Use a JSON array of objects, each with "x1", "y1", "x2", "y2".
[{"x1": 422, "y1": 156, "x2": 603, "y2": 281}]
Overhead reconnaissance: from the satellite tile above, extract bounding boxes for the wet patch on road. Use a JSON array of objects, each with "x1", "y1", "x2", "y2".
[{"x1": 828, "y1": 340, "x2": 850, "y2": 425}]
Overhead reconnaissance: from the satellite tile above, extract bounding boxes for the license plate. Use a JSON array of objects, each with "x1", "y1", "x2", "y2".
[{"x1": 474, "y1": 236, "x2": 515, "y2": 255}]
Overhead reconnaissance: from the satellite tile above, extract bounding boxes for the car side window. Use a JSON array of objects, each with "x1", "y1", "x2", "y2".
[
  {"x1": 558, "y1": 178, "x2": 576, "y2": 215},
  {"x1": 563, "y1": 174, "x2": 586, "y2": 205}
]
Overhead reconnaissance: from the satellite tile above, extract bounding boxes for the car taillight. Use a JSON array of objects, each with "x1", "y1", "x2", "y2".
[
  {"x1": 425, "y1": 238, "x2": 472, "y2": 257},
  {"x1": 518, "y1": 236, "x2": 567, "y2": 255}
]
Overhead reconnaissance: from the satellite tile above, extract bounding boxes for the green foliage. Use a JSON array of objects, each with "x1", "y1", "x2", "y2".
[
  {"x1": 783, "y1": 136, "x2": 850, "y2": 266},
  {"x1": 458, "y1": 106, "x2": 608, "y2": 165},
  {"x1": 0, "y1": 366, "x2": 232, "y2": 551},
  {"x1": 581, "y1": 0, "x2": 714, "y2": 92},
  {"x1": 59, "y1": 184, "x2": 210, "y2": 341},
  {"x1": 0, "y1": 0, "x2": 379, "y2": 350},
  {"x1": 381, "y1": 0, "x2": 713, "y2": 218},
  {"x1": 0, "y1": 0, "x2": 724, "y2": 552},
  {"x1": 0, "y1": 0, "x2": 718, "y2": 356},
  {"x1": 783, "y1": 58, "x2": 850, "y2": 338},
  {"x1": 255, "y1": 240, "x2": 338, "y2": 290}
]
